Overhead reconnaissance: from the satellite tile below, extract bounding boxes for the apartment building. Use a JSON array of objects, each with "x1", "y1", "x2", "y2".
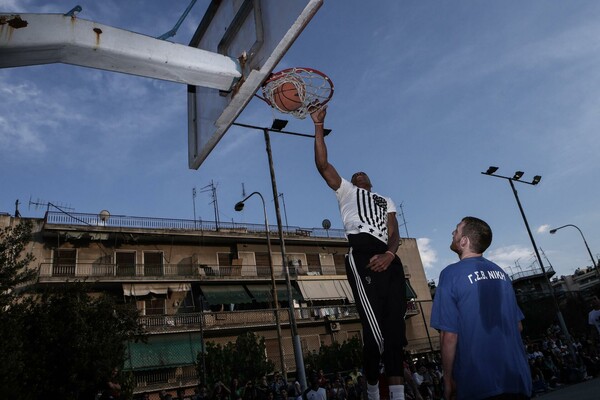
[{"x1": 2, "y1": 210, "x2": 439, "y2": 394}]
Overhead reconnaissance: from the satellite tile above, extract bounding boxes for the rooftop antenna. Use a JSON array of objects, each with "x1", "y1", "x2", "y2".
[
  {"x1": 14, "y1": 199, "x2": 21, "y2": 217},
  {"x1": 539, "y1": 247, "x2": 555, "y2": 272},
  {"x1": 397, "y1": 202, "x2": 409, "y2": 238},
  {"x1": 201, "y1": 180, "x2": 220, "y2": 230},
  {"x1": 192, "y1": 187, "x2": 198, "y2": 228},
  {"x1": 28, "y1": 197, "x2": 74, "y2": 213}
]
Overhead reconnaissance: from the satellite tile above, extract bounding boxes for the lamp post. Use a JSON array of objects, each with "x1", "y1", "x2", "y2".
[
  {"x1": 481, "y1": 166, "x2": 577, "y2": 361},
  {"x1": 231, "y1": 119, "x2": 328, "y2": 390},
  {"x1": 235, "y1": 192, "x2": 287, "y2": 380},
  {"x1": 549, "y1": 224, "x2": 599, "y2": 277}
]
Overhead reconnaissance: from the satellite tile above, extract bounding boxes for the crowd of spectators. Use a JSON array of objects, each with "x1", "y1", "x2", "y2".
[{"x1": 138, "y1": 323, "x2": 600, "y2": 400}]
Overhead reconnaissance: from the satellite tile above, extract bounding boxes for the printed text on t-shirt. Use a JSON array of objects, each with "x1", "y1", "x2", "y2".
[{"x1": 467, "y1": 270, "x2": 506, "y2": 284}]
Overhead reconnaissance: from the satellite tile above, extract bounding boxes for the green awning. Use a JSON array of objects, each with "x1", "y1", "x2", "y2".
[
  {"x1": 406, "y1": 280, "x2": 417, "y2": 299},
  {"x1": 126, "y1": 332, "x2": 202, "y2": 370},
  {"x1": 246, "y1": 284, "x2": 302, "y2": 302},
  {"x1": 200, "y1": 285, "x2": 252, "y2": 305}
]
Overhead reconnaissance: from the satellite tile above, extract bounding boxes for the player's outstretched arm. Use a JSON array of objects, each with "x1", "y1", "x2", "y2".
[{"x1": 312, "y1": 106, "x2": 341, "y2": 190}]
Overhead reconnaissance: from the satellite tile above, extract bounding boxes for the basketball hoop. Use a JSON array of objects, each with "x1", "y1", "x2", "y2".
[{"x1": 260, "y1": 67, "x2": 334, "y2": 119}]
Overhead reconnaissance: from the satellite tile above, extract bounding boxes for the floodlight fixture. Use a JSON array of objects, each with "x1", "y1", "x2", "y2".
[
  {"x1": 532, "y1": 175, "x2": 542, "y2": 185},
  {"x1": 271, "y1": 119, "x2": 288, "y2": 131},
  {"x1": 234, "y1": 201, "x2": 244, "y2": 212},
  {"x1": 513, "y1": 171, "x2": 524, "y2": 180},
  {"x1": 484, "y1": 166, "x2": 499, "y2": 175}
]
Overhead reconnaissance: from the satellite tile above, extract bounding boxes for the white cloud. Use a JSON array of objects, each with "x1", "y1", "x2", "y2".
[
  {"x1": 487, "y1": 245, "x2": 533, "y2": 271},
  {"x1": 417, "y1": 237, "x2": 438, "y2": 270},
  {"x1": 537, "y1": 224, "x2": 550, "y2": 234}
]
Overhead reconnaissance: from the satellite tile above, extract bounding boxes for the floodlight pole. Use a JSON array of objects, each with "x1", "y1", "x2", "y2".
[
  {"x1": 232, "y1": 121, "x2": 325, "y2": 390},
  {"x1": 482, "y1": 168, "x2": 577, "y2": 362},
  {"x1": 235, "y1": 192, "x2": 286, "y2": 381},
  {"x1": 263, "y1": 129, "x2": 306, "y2": 390}
]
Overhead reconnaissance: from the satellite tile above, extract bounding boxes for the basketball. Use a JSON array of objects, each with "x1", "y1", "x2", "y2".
[{"x1": 272, "y1": 81, "x2": 304, "y2": 112}]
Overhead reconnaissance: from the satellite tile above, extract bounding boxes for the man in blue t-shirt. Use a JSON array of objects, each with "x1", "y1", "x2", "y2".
[{"x1": 431, "y1": 217, "x2": 532, "y2": 400}]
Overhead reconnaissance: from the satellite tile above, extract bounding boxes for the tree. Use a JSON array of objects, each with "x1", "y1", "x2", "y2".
[
  {"x1": 0, "y1": 219, "x2": 36, "y2": 396},
  {"x1": 303, "y1": 337, "x2": 362, "y2": 374},
  {"x1": 18, "y1": 283, "x2": 144, "y2": 400},
  {"x1": 0, "y1": 220, "x2": 145, "y2": 400},
  {"x1": 0, "y1": 219, "x2": 36, "y2": 307},
  {"x1": 198, "y1": 331, "x2": 275, "y2": 386}
]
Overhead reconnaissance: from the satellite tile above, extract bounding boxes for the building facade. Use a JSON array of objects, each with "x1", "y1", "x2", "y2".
[{"x1": 2, "y1": 210, "x2": 439, "y2": 395}]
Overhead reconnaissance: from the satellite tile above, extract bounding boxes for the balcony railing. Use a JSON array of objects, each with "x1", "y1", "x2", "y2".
[
  {"x1": 44, "y1": 211, "x2": 347, "y2": 239},
  {"x1": 139, "y1": 305, "x2": 361, "y2": 332},
  {"x1": 510, "y1": 265, "x2": 555, "y2": 282},
  {"x1": 139, "y1": 303, "x2": 419, "y2": 333},
  {"x1": 37, "y1": 263, "x2": 348, "y2": 280}
]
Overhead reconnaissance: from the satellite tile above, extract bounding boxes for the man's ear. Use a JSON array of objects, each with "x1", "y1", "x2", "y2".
[{"x1": 460, "y1": 236, "x2": 469, "y2": 250}]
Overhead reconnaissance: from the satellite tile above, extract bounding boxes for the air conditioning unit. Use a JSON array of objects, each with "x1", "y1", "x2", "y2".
[{"x1": 330, "y1": 322, "x2": 340, "y2": 332}]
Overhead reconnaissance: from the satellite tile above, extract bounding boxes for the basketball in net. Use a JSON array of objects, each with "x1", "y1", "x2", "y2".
[{"x1": 261, "y1": 67, "x2": 334, "y2": 119}]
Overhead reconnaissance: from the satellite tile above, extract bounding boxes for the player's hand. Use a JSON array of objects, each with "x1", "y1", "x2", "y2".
[
  {"x1": 367, "y1": 252, "x2": 394, "y2": 272},
  {"x1": 310, "y1": 105, "x2": 327, "y2": 124}
]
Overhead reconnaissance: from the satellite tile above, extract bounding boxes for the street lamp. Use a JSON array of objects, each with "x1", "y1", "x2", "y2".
[
  {"x1": 235, "y1": 192, "x2": 287, "y2": 380},
  {"x1": 231, "y1": 119, "x2": 327, "y2": 390},
  {"x1": 482, "y1": 166, "x2": 577, "y2": 360},
  {"x1": 549, "y1": 224, "x2": 599, "y2": 277}
]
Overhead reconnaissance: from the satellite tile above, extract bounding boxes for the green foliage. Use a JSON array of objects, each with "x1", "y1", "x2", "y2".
[
  {"x1": 0, "y1": 221, "x2": 145, "y2": 400},
  {"x1": 303, "y1": 337, "x2": 362, "y2": 374},
  {"x1": 198, "y1": 331, "x2": 275, "y2": 386},
  {"x1": 19, "y1": 283, "x2": 144, "y2": 399},
  {"x1": 0, "y1": 219, "x2": 36, "y2": 307}
]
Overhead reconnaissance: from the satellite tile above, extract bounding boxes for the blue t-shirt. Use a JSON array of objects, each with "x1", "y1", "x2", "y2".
[{"x1": 430, "y1": 257, "x2": 532, "y2": 400}]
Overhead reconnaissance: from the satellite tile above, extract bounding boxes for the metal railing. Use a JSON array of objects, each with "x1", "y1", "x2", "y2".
[
  {"x1": 139, "y1": 305, "x2": 360, "y2": 332},
  {"x1": 44, "y1": 211, "x2": 347, "y2": 239},
  {"x1": 510, "y1": 265, "x2": 555, "y2": 281},
  {"x1": 138, "y1": 303, "x2": 419, "y2": 333},
  {"x1": 37, "y1": 263, "x2": 349, "y2": 280}
]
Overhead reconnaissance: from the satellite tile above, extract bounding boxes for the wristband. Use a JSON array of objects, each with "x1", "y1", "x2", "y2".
[
  {"x1": 314, "y1": 123, "x2": 324, "y2": 126},
  {"x1": 386, "y1": 250, "x2": 395, "y2": 257}
]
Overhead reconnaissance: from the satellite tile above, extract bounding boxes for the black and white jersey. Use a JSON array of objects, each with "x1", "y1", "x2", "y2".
[{"x1": 335, "y1": 178, "x2": 396, "y2": 244}]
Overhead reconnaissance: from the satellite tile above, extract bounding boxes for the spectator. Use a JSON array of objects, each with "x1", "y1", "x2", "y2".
[
  {"x1": 411, "y1": 365, "x2": 432, "y2": 400},
  {"x1": 588, "y1": 297, "x2": 600, "y2": 338},
  {"x1": 100, "y1": 367, "x2": 122, "y2": 400},
  {"x1": 213, "y1": 381, "x2": 231, "y2": 400},
  {"x1": 303, "y1": 375, "x2": 327, "y2": 400},
  {"x1": 348, "y1": 368, "x2": 362, "y2": 386}
]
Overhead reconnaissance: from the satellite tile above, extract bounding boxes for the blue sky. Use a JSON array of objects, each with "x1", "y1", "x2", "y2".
[{"x1": 1, "y1": 0, "x2": 599, "y2": 284}]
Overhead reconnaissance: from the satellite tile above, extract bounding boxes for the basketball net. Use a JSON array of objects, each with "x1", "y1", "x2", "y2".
[{"x1": 261, "y1": 67, "x2": 334, "y2": 119}]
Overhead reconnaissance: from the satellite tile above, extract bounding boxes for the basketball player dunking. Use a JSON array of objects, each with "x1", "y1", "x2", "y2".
[{"x1": 311, "y1": 106, "x2": 407, "y2": 400}]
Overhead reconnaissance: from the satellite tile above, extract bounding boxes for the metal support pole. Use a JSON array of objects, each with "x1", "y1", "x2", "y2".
[
  {"x1": 237, "y1": 192, "x2": 287, "y2": 380},
  {"x1": 264, "y1": 129, "x2": 307, "y2": 390},
  {"x1": 507, "y1": 180, "x2": 577, "y2": 362},
  {"x1": 418, "y1": 301, "x2": 434, "y2": 352}
]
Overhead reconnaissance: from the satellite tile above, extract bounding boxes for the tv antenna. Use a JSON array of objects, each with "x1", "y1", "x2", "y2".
[
  {"x1": 200, "y1": 180, "x2": 220, "y2": 230},
  {"x1": 28, "y1": 197, "x2": 74, "y2": 213}
]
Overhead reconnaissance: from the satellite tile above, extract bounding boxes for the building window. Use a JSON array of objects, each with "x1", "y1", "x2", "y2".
[
  {"x1": 116, "y1": 252, "x2": 136, "y2": 276},
  {"x1": 306, "y1": 253, "x2": 321, "y2": 274},
  {"x1": 53, "y1": 249, "x2": 76, "y2": 276},
  {"x1": 145, "y1": 298, "x2": 166, "y2": 315},
  {"x1": 144, "y1": 252, "x2": 163, "y2": 276}
]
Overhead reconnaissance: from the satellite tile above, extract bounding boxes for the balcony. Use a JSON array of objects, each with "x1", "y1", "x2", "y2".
[
  {"x1": 43, "y1": 211, "x2": 347, "y2": 239},
  {"x1": 139, "y1": 305, "x2": 361, "y2": 333},
  {"x1": 37, "y1": 262, "x2": 348, "y2": 282},
  {"x1": 510, "y1": 265, "x2": 555, "y2": 283}
]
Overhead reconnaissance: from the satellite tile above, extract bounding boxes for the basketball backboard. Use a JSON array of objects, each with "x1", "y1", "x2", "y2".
[{"x1": 187, "y1": 0, "x2": 323, "y2": 169}]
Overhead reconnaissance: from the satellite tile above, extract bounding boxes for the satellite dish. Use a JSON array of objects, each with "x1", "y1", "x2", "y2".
[
  {"x1": 322, "y1": 219, "x2": 331, "y2": 230},
  {"x1": 99, "y1": 210, "x2": 111, "y2": 222}
]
